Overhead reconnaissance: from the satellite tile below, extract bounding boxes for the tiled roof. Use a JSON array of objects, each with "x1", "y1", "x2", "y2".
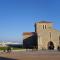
[{"x1": 23, "y1": 32, "x2": 36, "y2": 35}]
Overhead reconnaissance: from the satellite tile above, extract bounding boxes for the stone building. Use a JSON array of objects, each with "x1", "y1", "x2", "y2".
[{"x1": 23, "y1": 21, "x2": 60, "y2": 50}]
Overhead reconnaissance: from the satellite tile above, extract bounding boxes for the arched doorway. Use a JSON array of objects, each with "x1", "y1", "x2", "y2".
[{"x1": 48, "y1": 41, "x2": 54, "y2": 50}]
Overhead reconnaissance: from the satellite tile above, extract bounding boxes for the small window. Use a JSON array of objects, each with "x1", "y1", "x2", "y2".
[
  {"x1": 43, "y1": 25, "x2": 44, "y2": 29},
  {"x1": 59, "y1": 36, "x2": 60, "y2": 44},
  {"x1": 45, "y1": 25, "x2": 46, "y2": 29},
  {"x1": 43, "y1": 25, "x2": 46, "y2": 29},
  {"x1": 50, "y1": 32, "x2": 51, "y2": 39},
  {"x1": 59, "y1": 36, "x2": 60, "y2": 40}
]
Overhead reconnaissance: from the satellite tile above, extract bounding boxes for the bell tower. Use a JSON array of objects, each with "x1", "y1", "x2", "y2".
[{"x1": 35, "y1": 21, "x2": 53, "y2": 33}]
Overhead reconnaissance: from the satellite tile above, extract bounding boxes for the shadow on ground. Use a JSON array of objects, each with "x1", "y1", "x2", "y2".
[{"x1": 0, "y1": 57, "x2": 17, "y2": 60}]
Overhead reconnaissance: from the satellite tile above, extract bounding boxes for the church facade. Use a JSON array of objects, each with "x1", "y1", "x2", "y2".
[{"x1": 23, "y1": 21, "x2": 60, "y2": 50}]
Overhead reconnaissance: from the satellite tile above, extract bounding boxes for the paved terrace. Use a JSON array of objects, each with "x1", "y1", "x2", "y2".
[{"x1": 0, "y1": 50, "x2": 60, "y2": 60}]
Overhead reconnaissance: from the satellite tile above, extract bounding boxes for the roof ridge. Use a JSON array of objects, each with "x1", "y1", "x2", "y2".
[{"x1": 37, "y1": 21, "x2": 52, "y2": 23}]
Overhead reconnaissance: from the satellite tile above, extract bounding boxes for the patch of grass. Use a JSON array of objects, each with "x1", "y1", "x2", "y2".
[
  {"x1": 12, "y1": 47, "x2": 24, "y2": 50},
  {"x1": 0, "y1": 47, "x2": 7, "y2": 50},
  {"x1": 0, "y1": 47, "x2": 24, "y2": 50}
]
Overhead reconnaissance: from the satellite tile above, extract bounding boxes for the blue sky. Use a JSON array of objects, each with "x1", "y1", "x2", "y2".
[{"x1": 0, "y1": 0, "x2": 60, "y2": 43}]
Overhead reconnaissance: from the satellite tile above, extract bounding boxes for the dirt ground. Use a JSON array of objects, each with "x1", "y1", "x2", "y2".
[{"x1": 0, "y1": 50, "x2": 60, "y2": 60}]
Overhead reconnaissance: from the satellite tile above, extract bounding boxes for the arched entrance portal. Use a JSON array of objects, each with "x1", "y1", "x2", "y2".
[{"x1": 48, "y1": 41, "x2": 54, "y2": 50}]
